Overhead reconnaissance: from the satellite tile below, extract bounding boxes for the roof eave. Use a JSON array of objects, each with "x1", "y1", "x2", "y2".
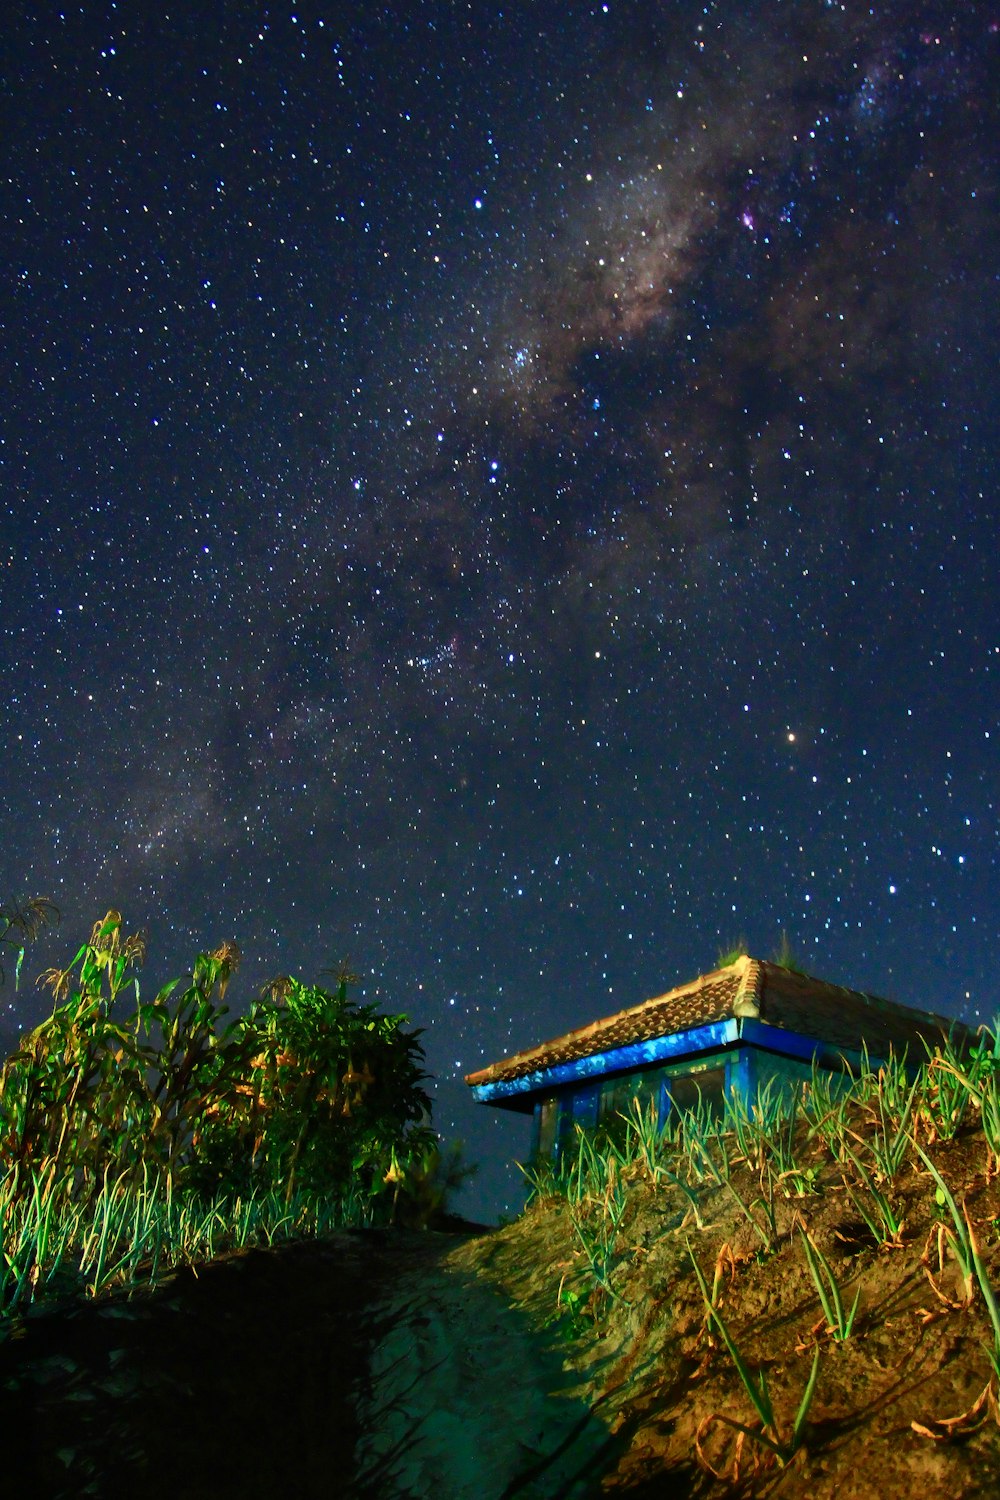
[
  {"x1": 465, "y1": 956, "x2": 750, "y2": 1088},
  {"x1": 469, "y1": 1017, "x2": 740, "y2": 1104}
]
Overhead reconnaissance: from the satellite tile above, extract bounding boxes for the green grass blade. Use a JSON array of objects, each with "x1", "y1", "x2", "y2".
[
  {"x1": 791, "y1": 1344, "x2": 822, "y2": 1448},
  {"x1": 688, "y1": 1244, "x2": 776, "y2": 1435}
]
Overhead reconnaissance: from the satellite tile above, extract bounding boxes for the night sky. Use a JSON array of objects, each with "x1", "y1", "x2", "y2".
[{"x1": 2, "y1": 1, "x2": 997, "y2": 1220}]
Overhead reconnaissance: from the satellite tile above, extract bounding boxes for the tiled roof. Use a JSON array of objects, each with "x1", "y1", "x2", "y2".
[{"x1": 464, "y1": 955, "x2": 965, "y2": 1088}]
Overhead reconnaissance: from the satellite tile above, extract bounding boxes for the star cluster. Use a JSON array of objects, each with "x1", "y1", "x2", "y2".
[{"x1": 2, "y1": 1, "x2": 997, "y2": 1216}]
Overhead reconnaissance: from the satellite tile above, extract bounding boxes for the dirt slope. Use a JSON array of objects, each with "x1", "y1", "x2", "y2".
[
  {"x1": 451, "y1": 1127, "x2": 1000, "y2": 1498},
  {"x1": 353, "y1": 1236, "x2": 621, "y2": 1496},
  {"x1": 5, "y1": 1152, "x2": 1000, "y2": 1500},
  {"x1": 1, "y1": 1229, "x2": 620, "y2": 1499}
]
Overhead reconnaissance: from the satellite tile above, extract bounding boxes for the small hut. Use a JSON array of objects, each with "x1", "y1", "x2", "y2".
[{"x1": 465, "y1": 955, "x2": 965, "y2": 1160}]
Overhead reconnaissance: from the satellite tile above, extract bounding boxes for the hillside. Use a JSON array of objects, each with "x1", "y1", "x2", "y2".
[
  {"x1": 450, "y1": 1138, "x2": 1000, "y2": 1494},
  {"x1": 6, "y1": 1044, "x2": 1000, "y2": 1496}
]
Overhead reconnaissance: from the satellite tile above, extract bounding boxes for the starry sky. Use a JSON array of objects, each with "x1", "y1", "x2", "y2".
[{"x1": 2, "y1": 0, "x2": 997, "y2": 1220}]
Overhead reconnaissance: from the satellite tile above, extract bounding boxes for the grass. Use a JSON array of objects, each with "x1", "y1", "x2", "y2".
[
  {"x1": 689, "y1": 1241, "x2": 822, "y2": 1471},
  {"x1": 798, "y1": 1224, "x2": 862, "y2": 1340},
  {"x1": 0, "y1": 910, "x2": 452, "y2": 1331},
  {"x1": 0, "y1": 1164, "x2": 379, "y2": 1325},
  {"x1": 518, "y1": 1020, "x2": 1000, "y2": 1485}
]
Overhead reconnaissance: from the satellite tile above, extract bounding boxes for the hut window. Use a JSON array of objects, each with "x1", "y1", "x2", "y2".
[{"x1": 664, "y1": 1066, "x2": 726, "y2": 1117}]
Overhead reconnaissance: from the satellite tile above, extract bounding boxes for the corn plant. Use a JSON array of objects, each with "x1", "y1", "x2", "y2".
[
  {"x1": 229, "y1": 973, "x2": 432, "y2": 1205},
  {"x1": 0, "y1": 913, "x2": 443, "y2": 1325},
  {"x1": 0, "y1": 912, "x2": 150, "y2": 1209},
  {"x1": 134, "y1": 943, "x2": 253, "y2": 1195},
  {"x1": 0, "y1": 896, "x2": 58, "y2": 989}
]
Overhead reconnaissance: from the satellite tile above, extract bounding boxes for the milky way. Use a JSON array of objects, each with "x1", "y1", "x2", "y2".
[{"x1": 2, "y1": 1, "x2": 997, "y2": 1215}]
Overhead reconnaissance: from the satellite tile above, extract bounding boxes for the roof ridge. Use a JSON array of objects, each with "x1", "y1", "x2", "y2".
[{"x1": 733, "y1": 956, "x2": 763, "y2": 1018}]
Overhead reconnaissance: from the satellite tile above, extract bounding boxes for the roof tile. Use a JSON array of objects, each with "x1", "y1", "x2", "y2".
[{"x1": 465, "y1": 956, "x2": 963, "y2": 1089}]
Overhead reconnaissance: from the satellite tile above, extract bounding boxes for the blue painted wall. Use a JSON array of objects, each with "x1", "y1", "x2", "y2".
[{"x1": 513, "y1": 1024, "x2": 881, "y2": 1162}]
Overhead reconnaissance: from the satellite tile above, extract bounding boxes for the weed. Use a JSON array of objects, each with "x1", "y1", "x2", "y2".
[
  {"x1": 771, "y1": 932, "x2": 809, "y2": 976},
  {"x1": 716, "y1": 938, "x2": 749, "y2": 968}
]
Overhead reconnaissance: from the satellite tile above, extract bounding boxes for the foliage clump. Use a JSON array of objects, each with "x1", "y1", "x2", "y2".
[{"x1": 0, "y1": 911, "x2": 449, "y2": 1321}]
